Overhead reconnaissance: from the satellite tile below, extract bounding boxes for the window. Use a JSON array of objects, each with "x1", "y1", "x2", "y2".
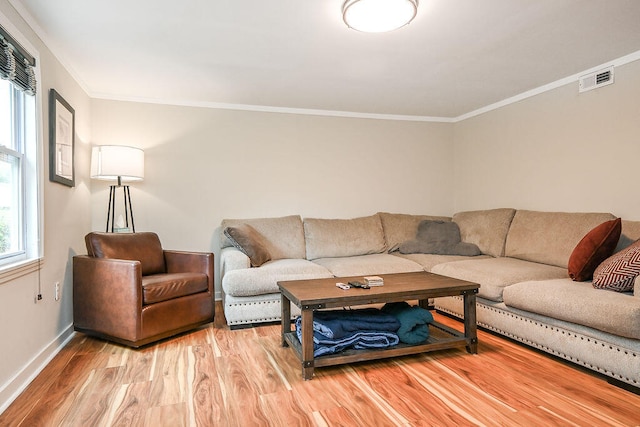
[
  {"x1": 0, "y1": 23, "x2": 39, "y2": 269},
  {"x1": 0, "y1": 80, "x2": 25, "y2": 261}
]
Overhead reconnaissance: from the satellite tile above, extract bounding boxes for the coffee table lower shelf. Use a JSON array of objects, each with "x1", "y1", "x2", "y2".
[{"x1": 283, "y1": 320, "x2": 471, "y2": 372}]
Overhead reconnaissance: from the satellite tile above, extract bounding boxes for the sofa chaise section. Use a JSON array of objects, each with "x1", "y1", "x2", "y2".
[
  {"x1": 503, "y1": 278, "x2": 640, "y2": 340},
  {"x1": 435, "y1": 211, "x2": 640, "y2": 387}
]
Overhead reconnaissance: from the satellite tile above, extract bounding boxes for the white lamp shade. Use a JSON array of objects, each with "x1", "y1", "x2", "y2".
[
  {"x1": 343, "y1": 0, "x2": 418, "y2": 33},
  {"x1": 90, "y1": 145, "x2": 144, "y2": 181}
]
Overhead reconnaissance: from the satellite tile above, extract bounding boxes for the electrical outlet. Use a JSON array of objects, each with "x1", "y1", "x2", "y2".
[{"x1": 54, "y1": 282, "x2": 60, "y2": 301}]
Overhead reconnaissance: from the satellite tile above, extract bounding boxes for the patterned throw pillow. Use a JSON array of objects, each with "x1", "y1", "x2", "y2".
[{"x1": 593, "y1": 239, "x2": 640, "y2": 292}]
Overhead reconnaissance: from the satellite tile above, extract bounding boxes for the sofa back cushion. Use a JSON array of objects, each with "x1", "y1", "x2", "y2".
[
  {"x1": 220, "y1": 215, "x2": 306, "y2": 260},
  {"x1": 378, "y1": 212, "x2": 451, "y2": 253},
  {"x1": 304, "y1": 214, "x2": 386, "y2": 260},
  {"x1": 452, "y1": 208, "x2": 516, "y2": 257},
  {"x1": 505, "y1": 210, "x2": 616, "y2": 268},
  {"x1": 618, "y1": 220, "x2": 640, "y2": 252},
  {"x1": 85, "y1": 232, "x2": 166, "y2": 275}
]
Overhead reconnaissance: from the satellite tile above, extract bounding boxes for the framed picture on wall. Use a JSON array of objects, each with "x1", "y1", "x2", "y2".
[{"x1": 49, "y1": 88, "x2": 75, "y2": 187}]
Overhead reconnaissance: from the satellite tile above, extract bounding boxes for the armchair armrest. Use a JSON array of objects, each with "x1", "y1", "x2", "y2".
[
  {"x1": 164, "y1": 250, "x2": 214, "y2": 293},
  {"x1": 73, "y1": 255, "x2": 143, "y2": 340}
]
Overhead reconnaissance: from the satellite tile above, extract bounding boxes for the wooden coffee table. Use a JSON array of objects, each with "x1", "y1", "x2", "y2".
[{"x1": 279, "y1": 271, "x2": 479, "y2": 380}]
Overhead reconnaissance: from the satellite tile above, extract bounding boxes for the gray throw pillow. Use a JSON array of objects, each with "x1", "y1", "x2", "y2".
[
  {"x1": 224, "y1": 224, "x2": 272, "y2": 267},
  {"x1": 399, "y1": 220, "x2": 481, "y2": 256}
]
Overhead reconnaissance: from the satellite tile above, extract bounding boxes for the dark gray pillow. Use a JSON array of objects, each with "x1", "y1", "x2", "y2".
[
  {"x1": 399, "y1": 220, "x2": 481, "y2": 256},
  {"x1": 224, "y1": 224, "x2": 272, "y2": 267}
]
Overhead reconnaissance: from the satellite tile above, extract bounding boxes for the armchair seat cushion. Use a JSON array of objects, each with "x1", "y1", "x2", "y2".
[{"x1": 142, "y1": 272, "x2": 209, "y2": 304}]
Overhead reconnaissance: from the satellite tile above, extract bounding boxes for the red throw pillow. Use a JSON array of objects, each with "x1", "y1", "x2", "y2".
[{"x1": 568, "y1": 218, "x2": 621, "y2": 282}]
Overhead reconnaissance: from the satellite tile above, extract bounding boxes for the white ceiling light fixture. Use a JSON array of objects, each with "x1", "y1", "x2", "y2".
[{"x1": 342, "y1": 0, "x2": 419, "y2": 33}]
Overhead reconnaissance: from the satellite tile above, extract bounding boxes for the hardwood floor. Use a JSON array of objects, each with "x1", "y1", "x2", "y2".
[{"x1": 2, "y1": 301, "x2": 639, "y2": 426}]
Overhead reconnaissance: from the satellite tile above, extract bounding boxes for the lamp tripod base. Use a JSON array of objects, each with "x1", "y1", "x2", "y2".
[{"x1": 106, "y1": 184, "x2": 136, "y2": 233}]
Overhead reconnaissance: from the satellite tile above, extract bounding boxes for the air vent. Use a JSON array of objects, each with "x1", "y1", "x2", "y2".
[{"x1": 579, "y1": 66, "x2": 614, "y2": 93}]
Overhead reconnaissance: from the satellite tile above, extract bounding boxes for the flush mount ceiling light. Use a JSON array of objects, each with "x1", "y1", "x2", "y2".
[{"x1": 342, "y1": 0, "x2": 418, "y2": 33}]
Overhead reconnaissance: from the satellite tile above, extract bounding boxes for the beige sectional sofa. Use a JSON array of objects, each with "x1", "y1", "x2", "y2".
[{"x1": 220, "y1": 209, "x2": 640, "y2": 387}]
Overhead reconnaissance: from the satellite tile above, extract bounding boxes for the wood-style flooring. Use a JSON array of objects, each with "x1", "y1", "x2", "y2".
[{"x1": 1, "y1": 301, "x2": 639, "y2": 426}]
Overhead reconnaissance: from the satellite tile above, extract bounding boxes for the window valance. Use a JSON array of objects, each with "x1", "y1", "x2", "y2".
[{"x1": 0, "y1": 24, "x2": 36, "y2": 95}]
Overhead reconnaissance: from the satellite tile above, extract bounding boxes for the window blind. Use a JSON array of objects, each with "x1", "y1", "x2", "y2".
[{"x1": 0, "y1": 24, "x2": 36, "y2": 95}]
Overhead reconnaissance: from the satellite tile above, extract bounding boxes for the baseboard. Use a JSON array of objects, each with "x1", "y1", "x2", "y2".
[{"x1": 0, "y1": 324, "x2": 75, "y2": 415}]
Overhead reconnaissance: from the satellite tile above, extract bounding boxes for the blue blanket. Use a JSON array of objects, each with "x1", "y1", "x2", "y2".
[
  {"x1": 381, "y1": 302, "x2": 434, "y2": 344},
  {"x1": 295, "y1": 308, "x2": 401, "y2": 357},
  {"x1": 295, "y1": 318, "x2": 399, "y2": 357},
  {"x1": 309, "y1": 308, "x2": 400, "y2": 339}
]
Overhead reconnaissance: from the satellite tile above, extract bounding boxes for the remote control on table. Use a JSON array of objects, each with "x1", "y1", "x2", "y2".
[{"x1": 348, "y1": 281, "x2": 370, "y2": 289}]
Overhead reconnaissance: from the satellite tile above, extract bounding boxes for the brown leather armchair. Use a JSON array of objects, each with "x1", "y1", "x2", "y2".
[{"x1": 73, "y1": 232, "x2": 214, "y2": 347}]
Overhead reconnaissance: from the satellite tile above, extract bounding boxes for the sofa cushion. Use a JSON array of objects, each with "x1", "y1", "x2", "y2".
[
  {"x1": 431, "y1": 257, "x2": 567, "y2": 302},
  {"x1": 399, "y1": 220, "x2": 481, "y2": 256},
  {"x1": 617, "y1": 220, "x2": 640, "y2": 252},
  {"x1": 568, "y1": 218, "x2": 621, "y2": 282},
  {"x1": 312, "y1": 254, "x2": 423, "y2": 277},
  {"x1": 378, "y1": 212, "x2": 451, "y2": 253},
  {"x1": 222, "y1": 259, "x2": 333, "y2": 297},
  {"x1": 304, "y1": 214, "x2": 386, "y2": 260},
  {"x1": 505, "y1": 210, "x2": 616, "y2": 268},
  {"x1": 221, "y1": 215, "x2": 306, "y2": 260},
  {"x1": 394, "y1": 253, "x2": 492, "y2": 272},
  {"x1": 142, "y1": 272, "x2": 208, "y2": 304},
  {"x1": 224, "y1": 224, "x2": 272, "y2": 267},
  {"x1": 452, "y1": 208, "x2": 516, "y2": 257},
  {"x1": 593, "y1": 239, "x2": 640, "y2": 292},
  {"x1": 85, "y1": 231, "x2": 166, "y2": 276},
  {"x1": 503, "y1": 278, "x2": 640, "y2": 340}
]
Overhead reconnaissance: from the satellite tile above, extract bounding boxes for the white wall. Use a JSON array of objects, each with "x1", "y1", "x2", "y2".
[
  {"x1": 0, "y1": 2, "x2": 92, "y2": 411},
  {"x1": 90, "y1": 101, "x2": 456, "y2": 296},
  {"x1": 453, "y1": 58, "x2": 640, "y2": 219}
]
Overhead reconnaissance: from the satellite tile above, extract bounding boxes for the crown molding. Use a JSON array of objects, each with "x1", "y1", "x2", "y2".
[
  {"x1": 86, "y1": 48, "x2": 640, "y2": 124},
  {"x1": 454, "y1": 49, "x2": 640, "y2": 122},
  {"x1": 91, "y1": 93, "x2": 455, "y2": 123}
]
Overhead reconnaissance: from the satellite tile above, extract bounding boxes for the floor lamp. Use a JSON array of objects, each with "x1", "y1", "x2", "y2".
[{"x1": 90, "y1": 145, "x2": 144, "y2": 232}]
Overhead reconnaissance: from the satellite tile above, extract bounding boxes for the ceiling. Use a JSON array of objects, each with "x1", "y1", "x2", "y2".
[{"x1": 11, "y1": 0, "x2": 640, "y2": 120}]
